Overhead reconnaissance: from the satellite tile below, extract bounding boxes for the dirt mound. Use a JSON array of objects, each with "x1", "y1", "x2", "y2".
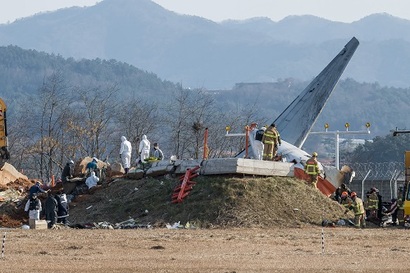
[
  {"x1": 0, "y1": 177, "x2": 44, "y2": 227},
  {"x1": 68, "y1": 175, "x2": 353, "y2": 228}
]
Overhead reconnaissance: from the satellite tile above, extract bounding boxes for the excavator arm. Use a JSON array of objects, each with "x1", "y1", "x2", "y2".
[{"x1": 0, "y1": 98, "x2": 9, "y2": 168}]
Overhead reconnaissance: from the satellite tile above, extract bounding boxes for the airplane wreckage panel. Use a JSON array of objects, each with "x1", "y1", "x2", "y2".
[{"x1": 274, "y1": 37, "x2": 359, "y2": 148}]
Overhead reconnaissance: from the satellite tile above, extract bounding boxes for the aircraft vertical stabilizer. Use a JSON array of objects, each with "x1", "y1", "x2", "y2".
[{"x1": 274, "y1": 37, "x2": 359, "y2": 148}]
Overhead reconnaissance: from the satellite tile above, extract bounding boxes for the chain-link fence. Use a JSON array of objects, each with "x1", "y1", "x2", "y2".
[
  {"x1": 324, "y1": 161, "x2": 405, "y2": 200},
  {"x1": 326, "y1": 162, "x2": 405, "y2": 180}
]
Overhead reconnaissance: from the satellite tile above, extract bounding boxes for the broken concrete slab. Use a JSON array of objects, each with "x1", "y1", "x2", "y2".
[
  {"x1": 120, "y1": 158, "x2": 294, "y2": 180},
  {"x1": 127, "y1": 169, "x2": 144, "y2": 180},
  {"x1": 200, "y1": 158, "x2": 294, "y2": 177},
  {"x1": 173, "y1": 159, "x2": 202, "y2": 174},
  {"x1": 146, "y1": 162, "x2": 174, "y2": 177}
]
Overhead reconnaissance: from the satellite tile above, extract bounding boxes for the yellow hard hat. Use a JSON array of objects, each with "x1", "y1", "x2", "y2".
[{"x1": 312, "y1": 152, "x2": 318, "y2": 157}]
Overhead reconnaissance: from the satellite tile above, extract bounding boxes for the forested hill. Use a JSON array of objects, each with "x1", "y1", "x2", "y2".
[
  {"x1": 1, "y1": 45, "x2": 410, "y2": 181},
  {"x1": 1, "y1": 44, "x2": 410, "y2": 139},
  {"x1": 0, "y1": 45, "x2": 179, "y2": 103},
  {"x1": 1, "y1": 0, "x2": 410, "y2": 89}
]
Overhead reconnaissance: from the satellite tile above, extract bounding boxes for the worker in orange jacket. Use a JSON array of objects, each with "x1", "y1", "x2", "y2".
[
  {"x1": 340, "y1": 191, "x2": 352, "y2": 210},
  {"x1": 349, "y1": 192, "x2": 366, "y2": 228},
  {"x1": 304, "y1": 152, "x2": 320, "y2": 188},
  {"x1": 366, "y1": 187, "x2": 379, "y2": 220}
]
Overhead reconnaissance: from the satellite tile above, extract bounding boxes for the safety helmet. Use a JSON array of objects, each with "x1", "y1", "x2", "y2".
[
  {"x1": 69, "y1": 160, "x2": 74, "y2": 165},
  {"x1": 370, "y1": 187, "x2": 376, "y2": 192},
  {"x1": 92, "y1": 157, "x2": 98, "y2": 162},
  {"x1": 350, "y1": 192, "x2": 357, "y2": 198},
  {"x1": 341, "y1": 191, "x2": 348, "y2": 198},
  {"x1": 312, "y1": 152, "x2": 318, "y2": 157}
]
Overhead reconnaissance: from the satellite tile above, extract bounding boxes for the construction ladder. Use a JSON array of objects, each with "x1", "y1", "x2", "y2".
[{"x1": 172, "y1": 166, "x2": 200, "y2": 203}]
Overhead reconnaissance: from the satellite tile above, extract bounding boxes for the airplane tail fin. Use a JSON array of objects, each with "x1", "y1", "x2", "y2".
[{"x1": 274, "y1": 37, "x2": 359, "y2": 148}]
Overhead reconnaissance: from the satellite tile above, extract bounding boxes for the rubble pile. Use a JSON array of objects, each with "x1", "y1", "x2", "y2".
[
  {"x1": 0, "y1": 164, "x2": 34, "y2": 227},
  {"x1": 0, "y1": 163, "x2": 29, "y2": 186}
]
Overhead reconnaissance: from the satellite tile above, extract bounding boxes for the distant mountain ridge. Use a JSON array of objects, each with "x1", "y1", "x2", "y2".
[{"x1": 1, "y1": 0, "x2": 410, "y2": 89}]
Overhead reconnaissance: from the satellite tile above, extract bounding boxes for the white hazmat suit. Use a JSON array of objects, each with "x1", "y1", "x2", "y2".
[
  {"x1": 250, "y1": 126, "x2": 265, "y2": 160},
  {"x1": 85, "y1": 171, "x2": 99, "y2": 189},
  {"x1": 120, "y1": 136, "x2": 132, "y2": 172},
  {"x1": 138, "y1": 135, "x2": 151, "y2": 163}
]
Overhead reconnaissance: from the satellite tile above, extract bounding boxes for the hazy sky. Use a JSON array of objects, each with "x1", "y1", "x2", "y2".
[{"x1": 1, "y1": 0, "x2": 410, "y2": 24}]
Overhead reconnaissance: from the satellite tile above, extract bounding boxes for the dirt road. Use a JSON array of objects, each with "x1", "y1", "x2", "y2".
[{"x1": 0, "y1": 226, "x2": 408, "y2": 273}]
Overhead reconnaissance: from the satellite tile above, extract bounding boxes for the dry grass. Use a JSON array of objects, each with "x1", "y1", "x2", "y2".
[
  {"x1": 68, "y1": 175, "x2": 353, "y2": 228},
  {"x1": 0, "y1": 227, "x2": 408, "y2": 273}
]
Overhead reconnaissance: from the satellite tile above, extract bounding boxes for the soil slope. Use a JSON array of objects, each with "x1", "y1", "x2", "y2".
[{"x1": 68, "y1": 175, "x2": 353, "y2": 228}]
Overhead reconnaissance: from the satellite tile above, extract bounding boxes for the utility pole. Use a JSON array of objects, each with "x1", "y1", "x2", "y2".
[{"x1": 309, "y1": 122, "x2": 371, "y2": 170}]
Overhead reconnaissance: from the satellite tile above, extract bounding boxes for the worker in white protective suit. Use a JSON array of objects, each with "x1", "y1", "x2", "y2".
[
  {"x1": 85, "y1": 171, "x2": 99, "y2": 189},
  {"x1": 138, "y1": 134, "x2": 151, "y2": 163},
  {"x1": 249, "y1": 123, "x2": 265, "y2": 160},
  {"x1": 119, "y1": 136, "x2": 132, "y2": 174}
]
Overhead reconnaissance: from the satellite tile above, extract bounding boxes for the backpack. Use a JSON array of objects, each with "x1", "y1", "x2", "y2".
[{"x1": 255, "y1": 129, "x2": 264, "y2": 141}]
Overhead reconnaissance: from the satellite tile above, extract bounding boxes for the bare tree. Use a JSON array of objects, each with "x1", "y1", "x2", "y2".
[
  {"x1": 112, "y1": 97, "x2": 159, "y2": 161},
  {"x1": 164, "y1": 89, "x2": 221, "y2": 159},
  {"x1": 70, "y1": 84, "x2": 119, "y2": 160},
  {"x1": 40, "y1": 72, "x2": 70, "y2": 181}
]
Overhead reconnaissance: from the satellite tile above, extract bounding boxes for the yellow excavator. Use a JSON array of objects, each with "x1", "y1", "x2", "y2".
[
  {"x1": 0, "y1": 98, "x2": 10, "y2": 168},
  {"x1": 392, "y1": 129, "x2": 410, "y2": 227},
  {"x1": 403, "y1": 151, "x2": 410, "y2": 227}
]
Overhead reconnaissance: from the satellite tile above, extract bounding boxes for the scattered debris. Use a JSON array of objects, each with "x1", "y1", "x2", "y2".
[
  {"x1": 165, "y1": 221, "x2": 196, "y2": 229},
  {"x1": 150, "y1": 245, "x2": 165, "y2": 250}
]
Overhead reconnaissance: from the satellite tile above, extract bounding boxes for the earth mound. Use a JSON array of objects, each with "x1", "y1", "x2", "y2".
[{"x1": 68, "y1": 175, "x2": 352, "y2": 228}]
